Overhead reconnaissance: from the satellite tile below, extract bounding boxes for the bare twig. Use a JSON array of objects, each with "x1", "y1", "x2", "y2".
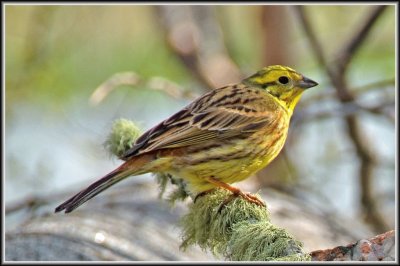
[
  {"x1": 295, "y1": 6, "x2": 390, "y2": 233},
  {"x1": 89, "y1": 72, "x2": 141, "y2": 105},
  {"x1": 301, "y1": 78, "x2": 395, "y2": 106},
  {"x1": 336, "y1": 6, "x2": 388, "y2": 76},
  {"x1": 155, "y1": 6, "x2": 242, "y2": 90},
  {"x1": 89, "y1": 71, "x2": 198, "y2": 106},
  {"x1": 294, "y1": 99, "x2": 395, "y2": 126}
]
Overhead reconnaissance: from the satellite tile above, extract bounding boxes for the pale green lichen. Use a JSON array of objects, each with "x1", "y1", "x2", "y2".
[
  {"x1": 180, "y1": 189, "x2": 269, "y2": 253},
  {"x1": 180, "y1": 189, "x2": 310, "y2": 261},
  {"x1": 105, "y1": 117, "x2": 310, "y2": 261},
  {"x1": 228, "y1": 220, "x2": 308, "y2": 261},
  {"x1": 105, "y1": 119, "x2": 188, "y2": 203},
  {"x1": 154, "y1": 173, "x2": 189, "y2": 205},
  {"x1": 155, "y1": 173, "x2": 169, "y2": 199},
  {"x1": 104, "y1": 118, "x2": 142, "y2": 159}
]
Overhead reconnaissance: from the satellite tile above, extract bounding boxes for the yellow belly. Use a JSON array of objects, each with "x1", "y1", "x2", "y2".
[{"x1": 167, "y1": 130, "x2": 288, "y2": 194}]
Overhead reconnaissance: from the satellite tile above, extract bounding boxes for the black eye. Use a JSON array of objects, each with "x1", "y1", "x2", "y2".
[{"x1": 278, "y1": 76, "x2": 289, "y2": 85}]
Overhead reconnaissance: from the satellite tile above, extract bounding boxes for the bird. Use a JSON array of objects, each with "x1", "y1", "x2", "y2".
[{"x1": 55, "y1": 65, "x2": 318, "y2": 213}]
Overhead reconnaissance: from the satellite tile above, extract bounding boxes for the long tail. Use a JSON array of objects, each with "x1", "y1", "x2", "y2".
[{"x1": 55, "y1": 155, "x2": 152, "y2": 213}]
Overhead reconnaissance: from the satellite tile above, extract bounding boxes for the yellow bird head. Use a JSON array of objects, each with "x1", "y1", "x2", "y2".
[{"x1": 243, "y1": 65, "x2": 318, "y2": 114}]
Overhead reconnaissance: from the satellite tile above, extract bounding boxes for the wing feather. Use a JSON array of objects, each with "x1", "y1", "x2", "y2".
[{"x1": 122, "y1": 86, "x2": 276, "y2": 159}]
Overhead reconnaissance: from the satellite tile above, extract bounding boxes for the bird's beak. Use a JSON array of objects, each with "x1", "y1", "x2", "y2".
[{"x1": 298, "y1": 76, "x2": 318, "y2": 89}]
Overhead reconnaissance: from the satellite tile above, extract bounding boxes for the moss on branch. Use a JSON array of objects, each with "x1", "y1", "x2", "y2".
[{"x1": 106, "y1": 118, "x2": 310, "y2": 261}]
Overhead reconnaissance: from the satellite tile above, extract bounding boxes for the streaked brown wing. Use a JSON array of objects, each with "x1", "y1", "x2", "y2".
[{"x1": 122, "y1": 86, "x2": 275, "y2": 160}]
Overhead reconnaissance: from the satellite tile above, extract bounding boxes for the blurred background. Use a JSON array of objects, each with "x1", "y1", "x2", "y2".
[{"x1": 5, "y1": 4, "x2": 396, "y2": 261}]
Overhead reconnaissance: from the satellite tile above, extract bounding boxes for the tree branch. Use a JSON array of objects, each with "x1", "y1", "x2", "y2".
[
  {"x1": 294, "y1": 5, "x2": 390, "y2": 233},
  {"x1": 336, "y1": 6, "x2": 388, "y2": 76},
  {"x1": 311, "y1": 230, "x2": 395, "y2": 261},
  {"x1": 155, "y1": 6, "x2": 242, "y2": 90}
]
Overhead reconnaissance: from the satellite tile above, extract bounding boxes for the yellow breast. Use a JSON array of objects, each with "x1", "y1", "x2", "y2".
[{"x1": 167, "y1": 115, "x2": 290, "y2": 194}]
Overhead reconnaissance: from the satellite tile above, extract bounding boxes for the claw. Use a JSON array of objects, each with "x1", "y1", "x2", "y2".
[
  {"x1": 202, "y1": 176, "x2": 265, "y2": 211},
  {"x1": 239, "y1": 192, "x2": 265, "y2": 207},
  {"x1": 218, "y1": 191, "x2": 265, "y2": 213}
]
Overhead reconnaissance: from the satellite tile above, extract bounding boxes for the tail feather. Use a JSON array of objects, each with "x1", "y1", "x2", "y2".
[{"x1": 55, "y1": 166, "x2": 133, "y2": 213}]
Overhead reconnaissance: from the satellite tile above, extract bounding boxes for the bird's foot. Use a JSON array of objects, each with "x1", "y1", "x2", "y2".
[
  {"x1": 237, "y1": 191, "x2": 265, "y2": 206},
  {"x1": 200, "y1": 176, "x2": 265, "y2": 212},
  {"x1": 218, "y1": 190, "x2": 265, "y2": 212}
]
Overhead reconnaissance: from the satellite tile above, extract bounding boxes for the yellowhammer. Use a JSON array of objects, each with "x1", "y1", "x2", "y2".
[{"x1": 55, "y1": 65, "x2": 318, "y2": 213}]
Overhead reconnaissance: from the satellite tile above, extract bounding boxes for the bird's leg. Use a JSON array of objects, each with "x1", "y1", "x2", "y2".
[{"x1": 204, "y1": 176, "x2": 265, "y2": 209}]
